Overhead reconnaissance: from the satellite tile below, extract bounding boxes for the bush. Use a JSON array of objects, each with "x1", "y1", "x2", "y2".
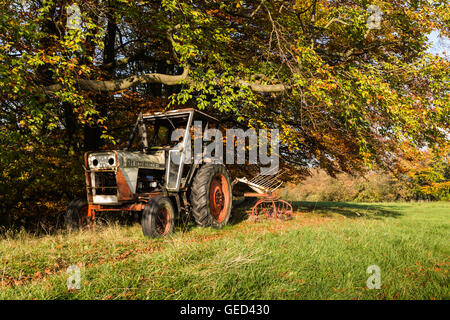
[{"x1": 279, "y1": 169, "x2": 432, "y2": 202}]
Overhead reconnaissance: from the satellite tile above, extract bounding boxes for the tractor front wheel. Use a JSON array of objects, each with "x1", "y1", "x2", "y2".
[
  {"x1": 190, "y1": 164, "x2": 232, "y2": 228},
  {"x1": 64, "y1": 199, "x2": 91, "y2": 230},
  {"x1": 141, "y1": 196, "x2": 175, "y2": 238}
]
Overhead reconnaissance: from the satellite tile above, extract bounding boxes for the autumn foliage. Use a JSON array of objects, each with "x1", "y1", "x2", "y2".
[{"x1": 0, "y1": 1, "x2": 448, "y2": 230}]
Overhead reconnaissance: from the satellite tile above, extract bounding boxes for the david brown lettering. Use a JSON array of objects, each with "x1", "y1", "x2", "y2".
[{"x1": 126, "y1": 159, "x2": 158, "y2": 168}]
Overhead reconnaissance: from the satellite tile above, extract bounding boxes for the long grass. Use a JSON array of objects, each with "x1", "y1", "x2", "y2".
[{"x1": 0, "y1": 202, "x2": 448, "y2": 299}]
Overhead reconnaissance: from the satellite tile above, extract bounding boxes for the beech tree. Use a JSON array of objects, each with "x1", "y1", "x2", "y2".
[{"x1": 0, "y1": 0, "x2": 448, "y2": 223}]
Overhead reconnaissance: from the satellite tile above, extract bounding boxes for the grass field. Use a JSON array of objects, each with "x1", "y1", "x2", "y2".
[{"x1": 0, "y1": 201, "x2": 448, "y2": 300}]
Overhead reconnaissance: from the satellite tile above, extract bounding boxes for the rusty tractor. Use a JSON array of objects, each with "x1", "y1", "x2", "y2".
[{"x1": 65, "y1": 108, "x2": 232, "y2": 237}]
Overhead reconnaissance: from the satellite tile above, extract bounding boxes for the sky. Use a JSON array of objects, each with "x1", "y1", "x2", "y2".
[{"x1": 427, "y1": 30, "x2": 450, "y2": 59}]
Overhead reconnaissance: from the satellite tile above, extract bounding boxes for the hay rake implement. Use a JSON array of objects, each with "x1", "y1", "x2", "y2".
[{"x1": 233, "y1": 168, "x2": 293, "y2": 222}]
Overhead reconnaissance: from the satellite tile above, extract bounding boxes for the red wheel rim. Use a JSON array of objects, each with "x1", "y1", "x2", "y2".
[
  {"x1": 209, "y1": 174, "x2": 230, "y2": 222},
  {"x1": 155, "y1": 206, "x2": 171, "y2": 235}
]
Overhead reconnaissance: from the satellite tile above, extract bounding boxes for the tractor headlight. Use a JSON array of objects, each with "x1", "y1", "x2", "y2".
[{"x1": 88, "y1": 152, "x2": 116, "y2": 169}]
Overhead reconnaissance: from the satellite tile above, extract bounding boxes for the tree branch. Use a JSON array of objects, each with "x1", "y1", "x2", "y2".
[
  {"x1": 44, "y1": 67, "x2": 190, "y2": 93},
  {"x1": 44, "y1": 67, "x2": 289, "y2": 94},
  {"x1": 44, "y1": 67, "x2": 289, "y2": 93},
  {"x1": 237, "y1": 80, "x2": 288, "y2": 92}
]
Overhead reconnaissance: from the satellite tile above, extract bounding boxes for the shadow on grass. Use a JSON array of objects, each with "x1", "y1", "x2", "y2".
[
  {"x1": 229, "y1": 197, "x2": 258, "y2": 226},
  {"x1": 291, "y1": 201, "x2": 403, "y2": 219},
  {"x1": 1, "y1": 200, "x2": 405, "y2": 238},
  {"x1": 230, "y1": 199, "x2": 403, "y2": 226}
]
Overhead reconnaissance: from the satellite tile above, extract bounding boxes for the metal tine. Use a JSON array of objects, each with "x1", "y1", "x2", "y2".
[
  {"x1": 265, "y1": 174, "x2": 284, "y2": 190},
  {"x1": 257, "y1": 179, "x2": 278, "y2": 190},
  {"x1": 259, "y1": 167, "x2": 279, "y2": 179},
  {"x1": 268, "y1": 180, "x2": 280, "y2": 189},
  {"x1": 249, "y1": 176, "x2": 262, "y2": 184},
  {"x1": 250, "y1": 166, "x2": 279, "y2": 180},
  {"x1": 251, "y1": 176, "x2": 275, "y2": 188},
  {"x1": 264, "y1": 168, "x2": 283, "y2": 182},
  {"x1": 262, "y1": 171, "x2": 283, "y2": 184},
  {"x1": 250, "y1": 167, "x2": 280, "y2": 184},
  {"x1": 250, "y1": 179, "x2": 279, "y2": 191},
  {"x1": 250, "y1": 176, "x2": 268, "y2": 186},
  {"x1": 260, "y1": 179, "x2": 279, "y2": 189},
  {"x1": 258, "y1": 174, "x2": 278, "y2": 186},
  {"x1": 249, "y1": 173, "x2": 267, "y2": 184},
  {"x1": 247, "y1": 168, "x2": 284, "y2": 193}
]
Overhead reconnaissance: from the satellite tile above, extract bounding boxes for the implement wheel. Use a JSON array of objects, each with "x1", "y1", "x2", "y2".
[
  {"x1": 190, "y1": 164, "x2": 232, "y2": 228},
  {"x1": 64, "y1": 199, "x2": 92, "y2": 230}
]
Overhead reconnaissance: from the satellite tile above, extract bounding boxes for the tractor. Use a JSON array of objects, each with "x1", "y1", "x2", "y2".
[{"x1": 65, "y1": 108, "x2": 232, "y2": 237}]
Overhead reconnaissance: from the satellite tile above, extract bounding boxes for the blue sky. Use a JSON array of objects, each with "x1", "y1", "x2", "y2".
[{"x1": 427, "y1": 30, "x2": 449, "y2": 59}]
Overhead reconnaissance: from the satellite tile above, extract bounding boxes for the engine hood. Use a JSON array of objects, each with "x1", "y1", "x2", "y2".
[
  {"x1": 85, "y1": 150, "x2": 166, "y2": 196},
  {"x1": 86, "y1": 150, "x2": 165, "y2": 170}
]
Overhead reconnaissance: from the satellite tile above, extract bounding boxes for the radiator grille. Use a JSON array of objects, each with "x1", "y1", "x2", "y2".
[{"x1": 94, "y1": 171, "x2": 117, "y2": 195}]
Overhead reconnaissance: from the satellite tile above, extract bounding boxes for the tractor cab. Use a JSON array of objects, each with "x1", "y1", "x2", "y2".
[{"x1": 139, "y1": 108, "x2": 220, "y2": 191}]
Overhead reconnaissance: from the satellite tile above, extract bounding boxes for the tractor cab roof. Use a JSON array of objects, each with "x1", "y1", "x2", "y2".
[{"x1": 143, "y1": 108, "x2": 219, "y2": 124}]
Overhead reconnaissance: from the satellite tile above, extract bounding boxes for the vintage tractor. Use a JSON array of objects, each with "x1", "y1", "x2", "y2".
[{"x1": 65, "y1": 108, "x2": 232, "y2": 237}]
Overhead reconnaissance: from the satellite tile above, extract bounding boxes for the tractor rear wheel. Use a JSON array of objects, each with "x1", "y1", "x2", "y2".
[
  {"x1": 190, "y1": 164, "x2": 232, "y2": 228},
  {"x1": 64, "y1": 199, "x2": 91, "y2": 230},
  {"x1": 141, "y1": 196, "x2": 175, "y2": 237}
]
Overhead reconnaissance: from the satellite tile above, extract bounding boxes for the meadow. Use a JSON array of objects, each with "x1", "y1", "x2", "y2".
[{"x1": 0, "y1": 201, "x2": 448, "y2": 300}]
